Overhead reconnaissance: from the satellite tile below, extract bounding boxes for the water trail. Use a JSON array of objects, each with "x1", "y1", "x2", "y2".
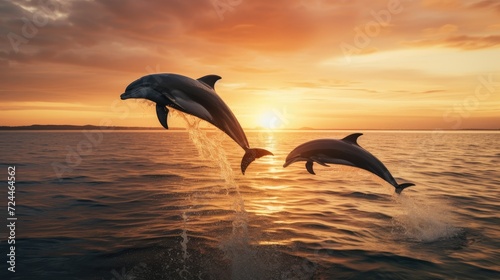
[
  {"x1": 172, "y1": 110, "x2": 256, "y2": 278},
  {"x1": 391, "y1": 194, "x2": 459, "y2": 242},
  {"x1": 174, "y1": 110, "x2": 249, "y2": 237},
  {"x1": 178, "y1": 211, "x2": 190, "y2": 279},
  {"x1": 180, "y1": 212, "x2": 189, "y2": 260}
]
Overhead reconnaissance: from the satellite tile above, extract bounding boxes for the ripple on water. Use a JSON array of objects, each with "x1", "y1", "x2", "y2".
[{"x1": 1, "y1": 131, "x2": 499, "y2": 280}]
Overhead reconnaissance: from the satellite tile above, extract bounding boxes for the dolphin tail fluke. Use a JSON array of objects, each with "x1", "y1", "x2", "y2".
[
  {"x1": 241, "y1": 148, "x2": 274, "y2": 175},
  {"x1": 395, "y1": 183, "x2": 415, "y2": 194}
]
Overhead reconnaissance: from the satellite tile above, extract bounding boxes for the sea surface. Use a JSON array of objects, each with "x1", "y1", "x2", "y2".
[{"x1": 0, "y1": 128, "x2": 499, "y2": 280}]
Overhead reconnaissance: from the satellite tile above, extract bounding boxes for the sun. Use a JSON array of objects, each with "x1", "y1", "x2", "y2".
[{"x1": 259, "y1": 110, "x2": 286, "y2": 129}]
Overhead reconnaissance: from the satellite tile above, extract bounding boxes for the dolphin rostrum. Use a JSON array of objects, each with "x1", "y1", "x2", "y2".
[
  {"x1": 120, "y1": 73, "x2": 273, "y2": 174},
  {"x1": 283, "y1": 133, "x2": 414, "y2": 194}
]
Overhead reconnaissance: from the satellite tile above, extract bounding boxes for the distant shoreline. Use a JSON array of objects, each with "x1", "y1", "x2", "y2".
[
  {"x1": 0, "y1": 125, "x2": 169, "y2": 131},
  {"x1": 0, "y1": 125, "x2": 498, "y2": 131}
]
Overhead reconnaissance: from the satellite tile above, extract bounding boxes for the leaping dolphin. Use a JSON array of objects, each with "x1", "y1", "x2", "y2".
[
  {"x1": 120, "y1": 73, "x2": 273, "y2": 174},
  {"x1": 283, "y1": 133, "x2": 414, "y2": 194}
]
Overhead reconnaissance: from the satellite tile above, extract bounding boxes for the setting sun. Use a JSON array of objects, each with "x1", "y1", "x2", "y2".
[{"x1": 256, "y1": 107, "x2": 291, "y2": 130}]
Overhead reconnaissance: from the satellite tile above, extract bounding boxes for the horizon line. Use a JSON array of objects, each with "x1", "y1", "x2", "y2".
[{"x1": 0, "y1": 124, "x2": 499, "y2": 131}]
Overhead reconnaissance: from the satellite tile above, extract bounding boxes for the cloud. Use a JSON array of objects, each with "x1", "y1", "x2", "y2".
[
  {"x1": 445, "y1": 34, "x2": 500, "y2": 49},
  {"x1": 419, "y1": 89, "x2": 447, "y2": 94},
  {"x1": 1, "y1": 0, "x2": 499, "y2": 128},
  {"x1": 421, "y1": 0, "x2": 463, "y2": 9},
  {"x1": 405, "y1": 34, "x2": 500, "y2": 50},
  {"x1": 2, "y1": 0, "x2": 497, "y2": 69},
  {"x1": 422, "y1": 24, "x2": 458, "y2": 36},
  {"x1": 470, "y1": 0, "x2": 500, "y2": 12}
]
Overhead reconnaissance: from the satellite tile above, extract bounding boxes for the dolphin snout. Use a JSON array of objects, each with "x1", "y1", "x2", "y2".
[
  {"x1": 283, "y1": 158, "x2": 297, "y2": 168},
  {"x1": 120, "y1": 92, "x2": 130, "y2": 100},
  {"x1": 120, "y1": 87, "x2": 144, "y2": 100}
]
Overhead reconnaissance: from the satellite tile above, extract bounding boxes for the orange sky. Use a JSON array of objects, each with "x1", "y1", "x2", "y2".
[{"x1": 1, "y1": 0, "x2": 499, "y2": 129}]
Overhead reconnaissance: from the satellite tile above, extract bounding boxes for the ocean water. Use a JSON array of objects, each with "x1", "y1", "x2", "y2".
[{"x1": 0, "y1": 127, "x2": 499, "y2": 280}]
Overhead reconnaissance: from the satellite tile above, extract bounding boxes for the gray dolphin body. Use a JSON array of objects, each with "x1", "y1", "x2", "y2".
[
  {"x1": 120, "y1": 73, "x2": 273, "y2": 174},
  {"x1": 283, "y1": 133, "x2": 414, "y2": 194}
]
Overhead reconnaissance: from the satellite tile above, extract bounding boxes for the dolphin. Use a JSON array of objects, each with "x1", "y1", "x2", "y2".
[
  {"x1": 283, "y1": 133, "x2": 414, "y2": 194},
  {"x1": 120, "y1": 73, "x2": 273, "y2": 174}
]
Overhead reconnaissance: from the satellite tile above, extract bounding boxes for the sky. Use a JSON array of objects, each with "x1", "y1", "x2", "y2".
[{"x1": 0, "y1": 0, "x2": 499, "y2": 129}]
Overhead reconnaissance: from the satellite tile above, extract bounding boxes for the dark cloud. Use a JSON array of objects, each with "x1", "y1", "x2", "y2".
[{"x1": 470, "y1": 0, "x2": 500, "y2": 12}]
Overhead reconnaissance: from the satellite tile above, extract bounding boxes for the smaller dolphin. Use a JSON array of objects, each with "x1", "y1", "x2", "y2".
[{"x1": 283, "y1": 133, "x2": 414, "y2": 194}]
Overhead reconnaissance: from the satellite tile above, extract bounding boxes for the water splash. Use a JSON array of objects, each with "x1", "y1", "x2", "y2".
[
  {"x1": 174, "y1": 110, "x2": 248, "y2": 234},
  {"x1": 172, "y1": 110, "x2": 254, "y2": 277},
  {"x1": 178, "y1": 211, "x2": 190, "y2": 279},
  {"x1": 392, "y1": 194, "x2": 459, "y2": 242},
  {"x1": 180, "y1": 212, "x2": 189, "y2": 260}
]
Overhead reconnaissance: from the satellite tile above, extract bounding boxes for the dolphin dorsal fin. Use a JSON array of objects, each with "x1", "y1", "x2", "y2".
[
  {"x1": 198, "y1": 75, "x2": 221, "y2": 89},
  {"x1": 342, "y1": 133, "x2": 363, "y2": 146}
]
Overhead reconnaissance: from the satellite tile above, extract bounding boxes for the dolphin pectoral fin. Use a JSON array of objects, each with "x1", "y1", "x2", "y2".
[
  {"x1": 305, "y1": 161, "x2": 315, "y2": 175},
  {"x1": 309, "y1": 156, "x2": 330, "y2": 167},
  {"x1": 197, "y1": 75, "x2": 222, "y2": 89},
  {"x1": 306, "y1": 159, "x2": 330, "y2": 174},
  {"x1": 241, "y1": 148, "x2": 273, "y2": 174},
  {"x1": 156, "y1": 104, "x2": 169, "y2": 129},
  {"x1": 327, "y1": 159, "x2": 355, "y2": 167},
  {"x1": 395, "y1": 183, "x2": 415, "y2": 194},
  {"x1": 342, "y1": 133, "x2": 363, "y2": 146},
  {"x1": 314, "y1": 160, "x2": 330, "y2": 167},
  {"x1": 169, "y1": 89, "x2": 213, "y2": 122},
  {"x1": 163, "y1": 90, "x2": 186, "y2": 111}
]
